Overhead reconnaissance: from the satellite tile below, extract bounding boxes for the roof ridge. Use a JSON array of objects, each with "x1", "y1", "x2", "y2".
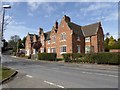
[
  {"x1": 82, "y1": 22, "x2": 100, "y2": 27},
  {"x1": 69, "y1": 22, "x2": 81, "y2": 27}
]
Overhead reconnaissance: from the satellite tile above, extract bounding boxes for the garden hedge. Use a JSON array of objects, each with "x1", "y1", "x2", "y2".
[
  {"x1": 62, "y1": 52, "x2": 120, "y2": 65},
  {"x1": 38, "y1": 53, "x2": 57, "y2": 61}
]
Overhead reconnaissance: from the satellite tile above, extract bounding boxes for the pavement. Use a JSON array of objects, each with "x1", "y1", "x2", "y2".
[{"x1": 1, "y1": 55, "x2": 119, "y2": 88}]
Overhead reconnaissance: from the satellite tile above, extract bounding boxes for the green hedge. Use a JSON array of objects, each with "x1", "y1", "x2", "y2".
[
  {"x1": 62, "y1": 53, "x2": 120, "y2": 65},
  {"x1": 62, "y1": 53, "x2": 84, "y2": 63},
  {"x1": 38, "y1": 53, "x2": 57, "y2": 61}
]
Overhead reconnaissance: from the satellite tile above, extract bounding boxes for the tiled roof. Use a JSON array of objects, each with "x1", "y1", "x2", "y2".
[
  {"x1": 44, "y1": 31, "x2": 51, "y2": 40},
  {"x1": 67, "y1": 22, "x2": 83, "y2": 36},
  {"x1": 81, "y1": 22, "x2": 100, "y2": 37}
]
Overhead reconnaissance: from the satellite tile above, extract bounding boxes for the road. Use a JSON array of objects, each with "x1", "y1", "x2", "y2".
[{"x1": 2, "y1": 55, "x2": 118, "y2": 88}]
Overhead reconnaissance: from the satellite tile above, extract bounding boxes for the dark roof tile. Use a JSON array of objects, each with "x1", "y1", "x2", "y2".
[
  {"x1": 67, "y1": 22, "x2": 83, "y2": 36},
  {"x1": 44, "y1": 31, "x2": 51, "y2": 40},
  {"x1": 81, "y1": 22, "x2": 100, "y2": 37}
]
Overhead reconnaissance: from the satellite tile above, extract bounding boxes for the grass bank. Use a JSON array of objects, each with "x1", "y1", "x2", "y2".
[{"x1": 0, "y1": 66, "x2": 14, "y2": 80}]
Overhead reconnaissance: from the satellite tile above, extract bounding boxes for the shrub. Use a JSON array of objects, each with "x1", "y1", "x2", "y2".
[
  {"x1": 62, "y1": 52, "x2": 120, "y2": 65},
  {"x1": 38, "y1": 53, "x2": 57, "y2": 61},
  {"x1": 62, "y1": 53, "x2": 84, "y2": 62},
  {"x1": 62, "y1": 53, "x2": 72, "y2": 62},
  {"x1": 56, "y1": 58, "x2": 64, "y2": 61}
]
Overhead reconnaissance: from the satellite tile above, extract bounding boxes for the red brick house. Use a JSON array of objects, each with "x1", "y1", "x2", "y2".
[{"x1": 25, "y1": 15, "x2": 104, "y2": 58}]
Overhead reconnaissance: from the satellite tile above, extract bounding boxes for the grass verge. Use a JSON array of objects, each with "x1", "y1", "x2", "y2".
[{"x1": 0, "y1": 66, "x2": 14, "y2": 80}]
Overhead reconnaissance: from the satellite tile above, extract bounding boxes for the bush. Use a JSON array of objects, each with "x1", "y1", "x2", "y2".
[
  {"x1": 38, "y1": 53, "x2": 57, "y2": 61},
  {"x1": 62, "y1": 53, "x2": 120, "y2": 65},
  {"x1": 62, "y1": 53, "x2": 84, "y2": 62},
  {"x1": 56, "y1": 58, "x2": 64, "y2": 61}
]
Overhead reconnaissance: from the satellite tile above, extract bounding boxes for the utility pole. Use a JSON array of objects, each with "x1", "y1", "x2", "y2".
[{"x1": 0, "y1": 5, "x2": 11, "y2": 54}]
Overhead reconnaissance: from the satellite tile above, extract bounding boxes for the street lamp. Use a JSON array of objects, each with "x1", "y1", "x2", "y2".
[
  {"x1": 0, "y1": 5, "x2": 11, "y2": 54},
  {"x1": 1, "y1": 5, "x2": 11, "y2": 40}
]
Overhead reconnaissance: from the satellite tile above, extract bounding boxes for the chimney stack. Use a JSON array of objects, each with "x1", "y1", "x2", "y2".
[
  {"x1": 38, "y1": 28, "x2": 43, "y2": 35},
  {"x1": 62, "y1": 15, "x2": 71, "y2": 23}
]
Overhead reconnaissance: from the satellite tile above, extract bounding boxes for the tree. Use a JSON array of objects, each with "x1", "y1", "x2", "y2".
[
  {"x1": 10, "y1": 35, "x2": 20, "y2": 42},
  {"x1": 8, "y1": 35, "x2": 20, "y2": 52},
  {"x1": 22, "y1": 37, "x2": 26, "y2": 48},
  {"x1": 108, "y1": 36, "x2": 116, "y2": 46},
  {"x1": 104, "y1": 36, "x2": 119, "y2": 51},
  {"x1": 2, "y1": 39, "x2": 8, "y2": 52}
]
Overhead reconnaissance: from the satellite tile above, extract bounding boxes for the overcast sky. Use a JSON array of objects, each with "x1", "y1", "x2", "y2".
[{"x1": 0, "y1": 1, "x2": 118, "y2": 41}]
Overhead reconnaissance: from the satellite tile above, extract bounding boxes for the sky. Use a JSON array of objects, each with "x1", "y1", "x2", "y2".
[{"x1": 0, "y1": 1, "x2": 119, "y2": 41}]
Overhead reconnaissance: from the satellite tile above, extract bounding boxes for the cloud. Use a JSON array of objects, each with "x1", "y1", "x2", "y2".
[
  {"x1": 80, "y1": 3, "x2": 112, "y2": 12},
  {"x1": 41, "y1": 3, "x2": 56, "y2": 14},
  {"x1": 27, "y1": 2, "x2": 56, "y2": 16},
  {"x1": 4, "y1": 20, "x2": 36, "y2": 41},
  {"x1": 104, "y1": 12, "x2": 118, "y2": 21},
  {"x1": 27, "y1": 2, "x2": 42, "y2": 11},
  {"x1": 1, "y1": 0, "x2": 120, "y2": 2}
]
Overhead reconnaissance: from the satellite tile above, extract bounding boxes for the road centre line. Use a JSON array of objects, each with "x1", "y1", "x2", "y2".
[
  {"x1": 82, "y1": 71, "x2": 118, "y2": 78},
  {"x1": 44, "y1": 80, "x2": 64, "y2": 88},
  {"x1": 26, "y1": 75, "x2": 33, "y2": 78}
]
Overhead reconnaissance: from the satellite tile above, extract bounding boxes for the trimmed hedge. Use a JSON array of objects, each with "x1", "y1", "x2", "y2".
[
  {"x1": 62, "y1": 53, "x2": 83, "y2": 62},
  {"x1": 62, "y1": 52, "x2": 120, "y2": 65},
  {"x1": 38, "y1": 53, "x2": 57, "y2": 61}
]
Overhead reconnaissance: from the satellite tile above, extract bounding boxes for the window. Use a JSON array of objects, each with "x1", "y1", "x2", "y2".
[
  {"x1": 61, "y1": 33, "x2": 66, "y2": 41},
  {"x1": 48, "y1": 40, "x2": 50, "y2": 44},
  {"x1": 60, "y1": 46, "x2": 66, "y2": 53},
  {"x1": 51, "y1": 48, "x2": 56, "y2": 53},
  {"x1": 85, "y1": 37, "x2": 90, "y2": 42},
  {"x1": 33, "y1": 49, "x2": 36, "y2": 54},
  {"x1": 48, "y1": 48, "x2": 50, "y2": 53},
  {"x1": 41, "y1": 39, "x2": 44, "y2": 45},
  {"x1": 77, "y1": 35, "x2": 80, "y2": 41},
  {"x1": 85, "y1": 46, "x2": 90, "y2": 53},
  {"x1": 52, "y1": 36, "x2": 56, "y2": 43},
  {"x1": 77, "y1": 45, "x2": 80, "y2": 53},
  {"x1": 41, "y1": 48, "x2": 44, "y2": 53}
]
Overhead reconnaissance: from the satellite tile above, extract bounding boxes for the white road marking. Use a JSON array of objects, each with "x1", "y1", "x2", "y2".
[
  {"x1": 82, "y1": 71, "x2": 118, "y2": 78},
  {"x1": 26, "y1": 75, "x2": 33, "y2": 78},
  {"x1": 44, "y1": 81, "x2": 64, "y2": 88}
]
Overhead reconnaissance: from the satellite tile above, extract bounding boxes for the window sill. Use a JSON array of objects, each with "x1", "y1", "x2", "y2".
[
  {"x1": 60, "y1": 52, "x2": 67, "y2": 54},
  {"x1": 60, "y1": 40, "x2": 66, "y2": 42}
]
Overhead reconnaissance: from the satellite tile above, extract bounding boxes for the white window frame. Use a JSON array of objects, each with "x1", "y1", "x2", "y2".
[
  {"x1": 51, "y1": 48, "x2": 56, "y2": 53},
  {"x1": 47, "y1": 48, "x2": 50, "y2": 53},
  {"x1": 85, "y1": 46, "x2": 90, "y2": 53},
  {"x1": 48, "y1": 40, "x2": 50, "y2": 44},
  {"x1": 52, "y1": 36, "x2": 56, "y2": 43},
  {"x1": 60, "y1": 45, "x2": 67, "y2": 54},
  {"x1": 60, "y1": 33, "x2": 66, "y2": 41},
  {"x1": 41, "y1": 48, "x2": 44, "y2": 53},
  {"x1": 77, "y1": 45, "x2": 80, "y2": 53},
  {"x1": 85, "y1": 37, "x2": 90, "y2": 42}
]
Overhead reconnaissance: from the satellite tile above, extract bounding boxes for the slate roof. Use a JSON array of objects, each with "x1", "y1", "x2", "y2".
[
  {"x1": 28, "y1": 33, "x2": 39, "y2": 42},
  {"x1": 67, "y1": 22, "x2": 83, "y2": 36},
  {"x1": 81, "y1": 22, "x2": 100, "y2": 37},
  {"x1": 44, "y1": 31, "x2": 51, "y2": 40}
]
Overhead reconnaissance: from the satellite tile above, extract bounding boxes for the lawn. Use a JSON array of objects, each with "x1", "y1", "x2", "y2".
[{"x1": 0, "y1": 66, "x2": 14, "y2": 80}]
